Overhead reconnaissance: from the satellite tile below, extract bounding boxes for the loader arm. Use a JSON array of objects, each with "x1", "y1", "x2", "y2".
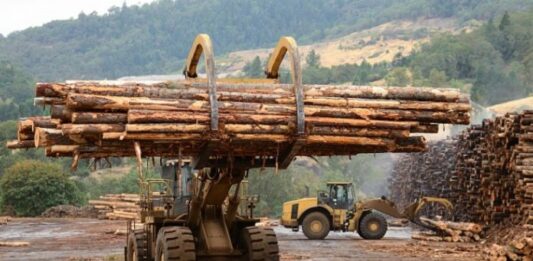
[
  {"x1": 355, "y1": 198, "x2": 405, "y2": 219},
  {"x1": 401, "y1": 197, "x2": 454, "y2": 232},
  {"x1": 401, "y1": 197, "x2": 453, "y2": 222},
  {"x1": 351, "y1": 197, "x2": 453, "y2": 232}
]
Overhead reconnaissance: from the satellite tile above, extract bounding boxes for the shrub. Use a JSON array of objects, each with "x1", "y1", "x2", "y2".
[{"x1": 0, "y1": 160, "x2": 84, "y2": 216}]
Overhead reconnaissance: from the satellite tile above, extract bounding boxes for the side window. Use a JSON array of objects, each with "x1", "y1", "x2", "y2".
[
  {"x1": 336, "y1": 186, "x2": 343, "y2": 201},
  {"x1": 181, "y1": 165, "x2": 193, "y2": 197},
  {"x1": 347, "y1": 186, "x2": 354, "y2": 202}
]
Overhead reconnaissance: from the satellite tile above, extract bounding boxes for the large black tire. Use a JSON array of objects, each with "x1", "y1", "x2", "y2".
[
  {"x1": 239, "y1": 226, "x2": 280, "y2": 261},
  {"x1": 358, "y1": 212, "x2": 387, "y2": 240},
  {"x1": 126, "y1": 229, "x2": 150, "y2": 261},
  {"x1": 301, "y1": 212, "x2": 330, "y2": 240},
  {"x1": 155, "y1": 226, "x2": 196, "y2": 261}
]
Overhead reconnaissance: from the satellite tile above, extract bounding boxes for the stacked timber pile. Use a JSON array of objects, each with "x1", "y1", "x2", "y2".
[
  {"x1": 485, "y1": 233, "x2": 533, "y2": 261},
  {"x1": 412, "y1": 217, "x2": 484, "y2": 242},
  {"x1": 389, "y1": 111, "x2": 533, "y2": 227},
  {"x1": 89, "y1": 193, "x2": 140, "y2": 221},
  {"x1": 511, "y1": 111, "x2": 533, "y2": 225},
  {"x1": 388, "y1": 139, "x2": 457, "y2": 210},
  {"x1": 6, "y1": 81, "x2": 470, "y2": 161},
  {"x1": 451, "y1": 125, "x2": 485, "y2": 222}
]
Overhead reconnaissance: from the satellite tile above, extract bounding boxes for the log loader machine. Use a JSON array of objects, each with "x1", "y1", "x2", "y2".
[
  {"x1": 281, "y1": 182, "x2": 453, "y2": 240},
  {"x1": 125, "y1": 35, "x2": 304, "y2": 261}
]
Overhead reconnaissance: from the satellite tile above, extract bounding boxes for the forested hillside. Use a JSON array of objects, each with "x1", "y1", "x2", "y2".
[
  {"x1": 0, "y1": 61, "x2": 42, "y2": 121},
  {"x1": 240, "y1": 11, "x2": 532, "y2": 106},
  {"x1": 0, "y1": 0, "x2": 531, "y2": 81},
  {"x1": 402, "y1": 11, "x2": 533, "y2": 105}
]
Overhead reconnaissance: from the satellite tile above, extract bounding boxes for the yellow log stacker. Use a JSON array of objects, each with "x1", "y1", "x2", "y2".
[
  {"x1": 125, "y1": 35, "x2": 302, "y2": 261},
  {"x1": 281, "y1": 182, "x2": 453, "y2": 240}
]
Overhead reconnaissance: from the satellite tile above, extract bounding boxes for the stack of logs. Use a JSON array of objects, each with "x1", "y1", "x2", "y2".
[
  {"x1": 485, "y1": 234, "x2": 533, "y2": 261},
  {"x1": 389, "y1": 110, "x2": 533, "y2": 226},
  {"x1": 88, "y1": 193, "x2": 140, "y2": 221},
  {"x1": 412, "y1": 217, "x2": 483, "y2": 242},
  {"x1": 6, "y1": 81, "x2": 470, "y2": 162},
  {"x1": 388, "y1": 139, "x2": 458, "y2": 210}
]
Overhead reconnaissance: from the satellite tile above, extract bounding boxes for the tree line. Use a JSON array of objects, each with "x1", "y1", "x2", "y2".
[
  {"x1": 0, "y1": 0, "x2": 530, "y2": 81},
  {"x1": 242, "y1": 10, "x2": 533, "y2": 106}
]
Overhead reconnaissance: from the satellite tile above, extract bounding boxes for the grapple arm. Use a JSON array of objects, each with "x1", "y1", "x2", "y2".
[{"x1": 401, "y1": 197, "x2": 453, "y2": 222}]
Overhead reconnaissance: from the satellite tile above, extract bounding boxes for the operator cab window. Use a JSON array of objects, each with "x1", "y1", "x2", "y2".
[{"x1": 330, "y1": 184, "x2": 347, "y2": 208}]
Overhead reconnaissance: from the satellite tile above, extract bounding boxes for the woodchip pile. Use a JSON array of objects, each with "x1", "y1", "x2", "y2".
[
  {"x1": 389, "y1": 110, "x2": 533, "y2": 226},
  {"x1": 88, "y1": 193, "x2": 140, "y2": 221},
  {"x1": 6, "y1": 81, "x2": 470, "y2": 163}
]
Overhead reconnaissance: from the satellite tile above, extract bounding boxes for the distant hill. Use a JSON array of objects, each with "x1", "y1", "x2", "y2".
[
  {"x1": 0, "y1": 0, "x2": 531, "y2": 81},
  {"x1": 220, "y1": 18, "x2": 472, "y2": 73}
]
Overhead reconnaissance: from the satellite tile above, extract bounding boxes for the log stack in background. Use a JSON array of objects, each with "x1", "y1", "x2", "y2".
[
  {"x1": 485, "y1": 233, "x2": 533, "y2": 260},
  {"x1": 389, "y1": 110, "x2": 533, "y2": 227},
  {"x1": 513, "y1": 111, "x2": 533, "y2": 225},
  {"x1": 88, "y1": 193, "x2": 140, "y2": 221},
  {"x1": 7, "y1": 81, "x2": 470, "y2": 160},
  {"x1": 388, "y1": 139, "x2": 457, "y2": 210}
]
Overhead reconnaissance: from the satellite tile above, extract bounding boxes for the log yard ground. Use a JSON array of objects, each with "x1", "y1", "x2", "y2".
[{"x1": 0, "y1": 218, "x2": 482, "y2": 261}]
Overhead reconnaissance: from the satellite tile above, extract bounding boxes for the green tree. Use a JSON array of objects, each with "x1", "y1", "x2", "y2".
[
  {"x1": 0, "y1": 160, "x2": 84, "y2": 216},
  {"x1": 385, "y1": 67, "x2": 410, "y2": 87},
  {"x1": 353, "y1": 61, "x2": 372, "y2": 85},
  {"x1": 499, "y1": 11, "x2": 511, "y2": 31},
  {"x1": 242, "y1": 56, "x2": 263, "y2": 78},
  {"x1": 303, "y1": 66, "x2": 331, "y2": 84},
  {"x1": 306, "y1": 50, "x2": 321, "y2": 68},
  {"x1": 427, "y1": 68, "x2": 447, "y2": 87}
]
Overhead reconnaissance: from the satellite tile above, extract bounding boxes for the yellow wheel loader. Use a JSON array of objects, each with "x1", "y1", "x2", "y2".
[
  {"x1": 281, "y1": 182, "x2": 453, "y2": 240},
  {"x1": 125, "y1": 34, "x2": 304, "y2": 261}
]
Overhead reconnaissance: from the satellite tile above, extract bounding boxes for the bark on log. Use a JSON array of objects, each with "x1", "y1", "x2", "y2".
[
  {"x1": 71, "y1": 112, "x2": 128, "y2": 124},
  {"x1": 6, "y1": 140, "x2": 35, "y2": 149},
  {"x1": 50, "y1": 105, "x2": 72, "y2": 123},
  {"x1": 65, "y1": 93, "x2": 469, "y2": 124},
  {"x1": 34, "y1": 127, "x2": 71, "y2": 147},
  {"x1": 37, "y1": 82, "x2": 467, "y2": 102},
  {"x1": 62, "y1": 124, "x2": 125, "y2": 135},
  {"x1": 127, "y1": 110, "x2": 292, "y2": 125}
]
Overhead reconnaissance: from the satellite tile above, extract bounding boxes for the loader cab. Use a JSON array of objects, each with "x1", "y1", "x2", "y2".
[
  {"x1": 161, "y1": 159, "x2": 194, "y2": 215},
  {"x1": 318, "y1": 182, "x2": 355, "y2": 209}
]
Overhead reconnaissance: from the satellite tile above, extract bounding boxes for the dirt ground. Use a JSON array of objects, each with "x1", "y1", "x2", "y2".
[{"x1": 0, "y1": 218, "x2": 483, "y2": 261}]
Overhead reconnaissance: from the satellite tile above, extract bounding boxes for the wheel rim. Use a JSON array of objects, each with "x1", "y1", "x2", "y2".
[
  {"x1": 368, "y1": 220, "x2": 379, "y2": 232},
  {"x1": 310, "y1": 220, "x2": 323, "y2": 232}
]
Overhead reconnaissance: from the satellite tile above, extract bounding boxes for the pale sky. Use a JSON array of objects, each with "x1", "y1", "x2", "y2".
[{"x1": 0, "y1": 0, "x2": 157, "y2": 36}]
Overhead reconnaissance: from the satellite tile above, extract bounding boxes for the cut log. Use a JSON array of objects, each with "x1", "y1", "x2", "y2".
[
  {"x1": 0, "y1": 241, "x2": 30, "y2": 247},
  {"x1": 62, "y1": 124, "x2": 126, "y2": 135},
  {"x1": 34, "y1": 127, "x2": 70, "y2": 147},
  {"x1": 6, "y1": 140, "x2": 35, "y2": 149},
  {"x1": 71, "y1": 112, "x2": 128, "y2": 124},
  {"x1": 38, "y1": 82, "x2": 466, "y2": 102}
]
